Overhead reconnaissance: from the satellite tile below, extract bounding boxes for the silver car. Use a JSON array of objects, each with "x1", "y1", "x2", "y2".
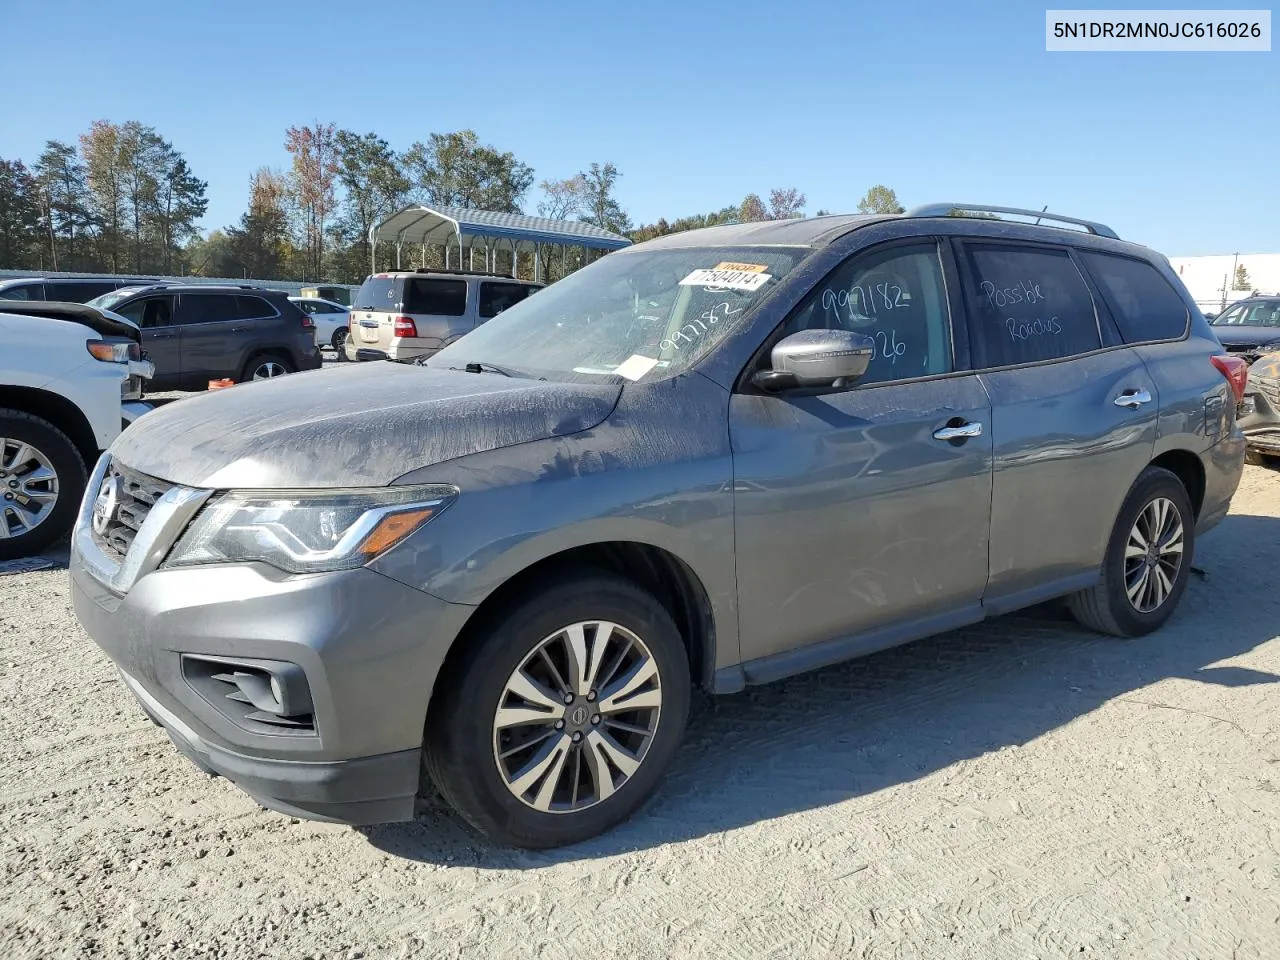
[{"x1": 69, "y1": 204, "x2": 1246, "y2": 848}]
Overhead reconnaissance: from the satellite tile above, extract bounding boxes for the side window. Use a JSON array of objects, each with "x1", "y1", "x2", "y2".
[
  {"x1": 961, "y1": 243, "x2": 1101, "y2": 367},
  {"x1": 235, "y1": 296, "x2": 278, "y2": 320},
  {"x1": 405, "y1": 278, "x2": 466, "y2": 316},
  {"x1": 1080, "y1": 252, "x2": 1189, "y2": 343},
  {"x1": 478, "y1": 282, "x2": 533, "y2": 319},
  {"x1": 780, "y1": 242, "x2": 953, "y2": 385},
  {"x1": 179, "y1": 294, "x2": 236, "y2": 325},
  {"x1": 116, "y1": 297, "x2": 173, "y2": 329},
  {"x1": 1215, "y1": 304, "x2": 1246, "y2": 325},
  {"x1": 0, "y1": 283, "x2": 42, "y2": 301},
  {"x1": 49, "y1": 281, "x2": 114, "y2": 301},
  {"x1": 296, "y1": 300, "x2": 318, "y2": 314},
  {"x1": 1242, "y1": 301, "x2": 1280, "y2": 326}
]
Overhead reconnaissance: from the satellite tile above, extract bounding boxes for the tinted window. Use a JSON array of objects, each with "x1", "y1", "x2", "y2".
[
  {"x1": 1080, "y1": 252, "x2": 1189, "y2": 343},
  {"x1": 235, "y1": 295, "x2": 278, "y2": 320},
  {"x1": 479, "y1": 282, "x2": 534, "y2": 319},
  {"x1": 115, "y1": 296, "x2": 173, "y2": 329},
  {"x1": 353, "y1": 277, "x2": 399, "y2": 311},
  {"x1": 780, "y1": 243, "x2": 952, "y2": 385},
  {"x1": 962, "y1": 243, "x2": 1101, "y2": 367},
  {"x1": 0, "y1": 283, "x2": 42, "y2": 301},
  {"x1": 1240, "y1": 301, "x2": 1280, "y2": 327},
  {"x1": 47, "y1": 281, "x2": 115, "y2": 302},
  {"x1": 406, "y1": 278, "x2": 466, "y2": 316},
  {"x1": 179, "y1": 294, "x2": 235, "y2": 325}
]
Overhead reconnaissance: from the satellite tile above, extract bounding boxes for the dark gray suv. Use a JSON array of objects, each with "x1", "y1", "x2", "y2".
[
  {"x1": 87, "y1": 284, "x2": 322, "y2": 391},
  {"x1": 69, "y1": 204, "x2": 1246, "y2": 848}
]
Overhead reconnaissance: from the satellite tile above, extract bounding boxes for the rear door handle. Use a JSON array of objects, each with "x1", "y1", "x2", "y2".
[
  {"x1": 933, "y1": 421, "x2": 983, "y2": 441},
  {"x1": 230, "y1": 326, "x2": 248, "y2": 333},
  {"x1": 1114, "y1": 388, "x2": 1153, "y2": 409}
]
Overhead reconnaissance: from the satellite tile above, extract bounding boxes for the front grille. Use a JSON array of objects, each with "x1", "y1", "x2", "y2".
[{"x1": 92, "y1": 461, "x2": 175, "y2": 560}]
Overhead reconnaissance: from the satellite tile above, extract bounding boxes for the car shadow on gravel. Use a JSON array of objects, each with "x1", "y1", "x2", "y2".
[{"x1": 328, "y1": 516, "x2": 1280, "y2": 864}]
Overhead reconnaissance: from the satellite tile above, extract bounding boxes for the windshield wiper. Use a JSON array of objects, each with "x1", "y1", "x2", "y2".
[{"x1": 448, "y1": 360, "x2": 544, "y2": 379}]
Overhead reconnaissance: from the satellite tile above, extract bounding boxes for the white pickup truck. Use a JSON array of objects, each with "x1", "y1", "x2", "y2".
[{"x1": 0, "y1": 302, "x2": 154, "y2": 559}]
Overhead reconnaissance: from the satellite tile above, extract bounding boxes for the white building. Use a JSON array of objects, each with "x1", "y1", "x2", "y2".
[{"x1": 1166, "y1": 253, "x2": 1280, "y2": 311}]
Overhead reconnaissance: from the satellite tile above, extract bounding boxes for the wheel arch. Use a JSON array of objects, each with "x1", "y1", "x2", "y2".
[
  {"x1": 427, "y1": 541, "x2": 718, "y2": 730},
  {"x1": 1150, "y1": 448, "x2": 1206, "y2": 519},
  {"x1": 0, "y1": 387, "x2": 99, "y2": 466}
]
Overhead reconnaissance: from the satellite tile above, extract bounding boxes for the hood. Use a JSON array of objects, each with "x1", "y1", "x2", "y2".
[
  {"x1": 1211, "y1": 324, "x2": 1280, "y2": 346},
  {"x1": 111, "y1": 362, "x2": 621, "y2": 488}
]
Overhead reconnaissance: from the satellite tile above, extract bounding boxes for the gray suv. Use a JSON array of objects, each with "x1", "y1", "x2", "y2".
[
  {"x1": 87, "y1": 284, "x2": 322, "y2": 390},
  {"x1": 69, "y1": 204, "x2": 1246, "y2": 848}
]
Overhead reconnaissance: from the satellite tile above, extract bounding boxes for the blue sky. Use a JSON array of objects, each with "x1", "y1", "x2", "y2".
[{"x1": 1, "y1": 0, "x2": 1274, "y2": 255}]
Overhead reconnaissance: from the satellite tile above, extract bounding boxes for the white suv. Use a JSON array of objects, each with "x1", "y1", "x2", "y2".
[{"x1": 0, "y1": 302, "x2": 154, "y2": 558}]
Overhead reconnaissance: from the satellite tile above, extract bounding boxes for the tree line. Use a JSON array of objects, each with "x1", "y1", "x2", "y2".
[{"x1": 0, "y1": 119, "x2": 907, "y2": 284}]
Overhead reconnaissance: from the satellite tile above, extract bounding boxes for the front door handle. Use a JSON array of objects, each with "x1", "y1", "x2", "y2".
[
  {"x1": 1114, "y1": 388, "x2": 1153, "y2": 409},
  {"x1": 933, "y1": 421, "x2": 983, "y2": 441}
]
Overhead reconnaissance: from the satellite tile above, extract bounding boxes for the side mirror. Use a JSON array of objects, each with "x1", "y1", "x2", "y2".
[{"x1": 753, "y1": 329, "x2": 874, "y2": 392}]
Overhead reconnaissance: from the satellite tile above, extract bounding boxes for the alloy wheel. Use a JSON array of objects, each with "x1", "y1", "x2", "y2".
[
  {"x1": 252, "y1": 361, "x2": 287, "y2": 380},
  {"x1": 492, "y1": 620, "x2": 662, "y2": 814},
  {"x1": 0, "y1": 438, "x2": 59, "y2": 540},
  {"x1": 1124, "y1": 496, "x2": 1184, "y2": 613}
]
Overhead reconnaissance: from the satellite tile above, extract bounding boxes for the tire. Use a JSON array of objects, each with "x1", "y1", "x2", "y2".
[
  {"x1": 1066, "y1": 466, "x2": 1195, "y2": 638},
  {"x1": 1245, "y1": 447, "x2": 1267, "y2": 466},
  {"x1": 330, "y1": 327, "x2": 349, "y2": 354},
  {"x1": 239, "y1": 353, "x2": 295, "y2": 383},
  {"x1": 0, "y1": 410, "x2": 88, "y2": 561},
  {"x1": 423, "y1": 574, "x2": 691, "y2": 848}
]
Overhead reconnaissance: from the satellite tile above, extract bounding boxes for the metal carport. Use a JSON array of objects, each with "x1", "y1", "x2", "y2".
[{"x1": 369, "y1": 205, "x2": 632, "y2": 281}]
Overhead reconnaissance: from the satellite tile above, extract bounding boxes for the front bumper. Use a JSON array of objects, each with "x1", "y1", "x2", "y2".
[
  {"x1": 1237, "y1": 375, "x2": 1280, "y2": 453},
  {"x1": 68, "y1": 458, "x2": 475, "y2": 825}
]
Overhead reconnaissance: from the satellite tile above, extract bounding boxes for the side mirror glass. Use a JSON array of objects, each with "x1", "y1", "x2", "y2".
[{"x1": 753, "y1": 329, "x2": 874, "y2": 391}]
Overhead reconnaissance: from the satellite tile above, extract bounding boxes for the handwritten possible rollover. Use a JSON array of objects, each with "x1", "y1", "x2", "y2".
[{"x1": 680, "y1": 267, "x2": 772, "y2": 293}]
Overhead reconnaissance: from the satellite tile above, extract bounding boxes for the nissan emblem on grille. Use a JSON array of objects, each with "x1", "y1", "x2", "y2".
[{"x1": 91, "y1": 474, "x2": 120, "y2": 536}]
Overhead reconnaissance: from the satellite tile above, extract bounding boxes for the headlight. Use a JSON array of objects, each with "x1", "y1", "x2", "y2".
[
  {"x1": 164, "y1": 485, "x2": 457, "y2": 574},
  {"x1": 86, "y1": 339, "x2": 140, "y2": 363}
]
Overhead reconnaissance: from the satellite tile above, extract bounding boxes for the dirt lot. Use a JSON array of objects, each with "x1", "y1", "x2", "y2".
[{"x1": 2, "y1": 460, "x2": 1278, "y2": 959}]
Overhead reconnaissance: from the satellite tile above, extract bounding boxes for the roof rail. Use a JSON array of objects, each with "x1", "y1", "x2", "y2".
[
  {"x1": 411, "y1": 267, "x2": 522, "y2": 279},
  {"x1": 904, "y1": 203, "x2": 1120, "y2": 240}
]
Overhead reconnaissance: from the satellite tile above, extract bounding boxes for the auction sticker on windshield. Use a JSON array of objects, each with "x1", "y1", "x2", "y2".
[
  {"x1": 679, "y1": 267, "x2": 772, "y2": 292},
  {"x1": 614, "y1": 354, "x2": 660, "y2": 381}
]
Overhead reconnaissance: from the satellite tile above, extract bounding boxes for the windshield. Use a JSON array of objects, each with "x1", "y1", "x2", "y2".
[
  {"x1": 87, "y1": 287, "x2": 150, "y2": 310},
  {"x1": 1212, "y1": 301, "x2": 1280, "y2": 327},
  {"x1": 427, "y1": 246, "x2": 808, "y2": 383}
]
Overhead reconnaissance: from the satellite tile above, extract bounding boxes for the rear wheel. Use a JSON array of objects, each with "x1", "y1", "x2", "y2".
[
  {"x1": 330, "y1": 327, "x2": 349, "y2": 354},
  {"x1": 240, "y1": 354, "x2": 294, "y2": 382},
  {"x1": 0, "y1": 410, "x2": 87, "y2": 560},
  {"x1": 1066, "y1": 466, "x2": 1194, "y2": 637},
  {"x1": 423, "y1": 575, "x2": 691, "y2": 848}
]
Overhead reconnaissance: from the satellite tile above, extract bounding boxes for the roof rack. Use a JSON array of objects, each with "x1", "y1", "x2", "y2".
[
  {"x1": 411, "y1": 267, "x2": 525, "y2": 279},
  {"x1": 904, "y1": 203, "x2": 1120, "y2": 240}
]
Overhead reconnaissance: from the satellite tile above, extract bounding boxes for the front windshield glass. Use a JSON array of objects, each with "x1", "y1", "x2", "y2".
[
  {"x1": 87, "y1": 287, "x2": 149, "y2": 310},
  {"x1": 427, "y1": 246, "x2": 808, "y2": 383}
]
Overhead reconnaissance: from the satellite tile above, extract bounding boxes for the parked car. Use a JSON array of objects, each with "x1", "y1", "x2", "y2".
[
  {"x1": 0, "y1": 301, "x2": 153, "y2": 558},
  {"x1": 1235, "y1": 350, "x2": 1280, "y2": 462},
  {"x1": 0, "y1": 276, "x2": 163, "y2": 303},
  {"x1": 69, "y1": 203, "x2": 1245, "y2": 848},
  {"x1": 86, "y1": 284, "x2": 322, "y2": 390},
  {"x1": 345, "y1": 269, "x2": 544, "y2": 362},
  {"x1": 1207, "y1": 296, "x2": 1280, "y2": 362},
  {"x1": 289, "y1": 296, "x2": 350, "y2": 353}
]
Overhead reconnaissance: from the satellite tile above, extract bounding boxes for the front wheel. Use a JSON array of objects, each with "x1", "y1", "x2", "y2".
[
  {"x1": 0, "y1": 410, "x2": 87, "y2": 560},
  {"x1": 1066, "y1": 466, "x2": 1195, "y2": 637},
  {"x1": 424, "y1": 575, "x2": 691, "y2": 848}
]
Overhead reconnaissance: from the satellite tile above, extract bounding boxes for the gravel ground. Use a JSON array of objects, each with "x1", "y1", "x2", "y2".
[{"x1": 2, "y1": 459, "x2": 1278, "y2": 959}]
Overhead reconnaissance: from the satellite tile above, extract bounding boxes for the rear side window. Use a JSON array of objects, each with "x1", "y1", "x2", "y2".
[
  {"x1": 48, "y1": 281, "x2": 115, "y2": 301},
  {"x1": 406, "y1": 278, "x2": 466, "y2": 316},
  {"x1": 1080, "y1": 252, "x2": 1189, "y2": 343},
  {"x1": 961, "y1": 243, "x2": 1101, "y2": 367},
  {"x1": 179, "y1": 294, "x2": 234, "y2": 324},
  {"x1": 353, "y1": 276, "x2": 399, "y2": 310},
  {"x1": 479, "y1": 282, "x2": 534, "y2": 319},
  {"x1": 0, "y1": 283, "x2": 42, "y2": 300},
  {"x1": 235, "y1": 295, "x2": 279, "y2": 320}
]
